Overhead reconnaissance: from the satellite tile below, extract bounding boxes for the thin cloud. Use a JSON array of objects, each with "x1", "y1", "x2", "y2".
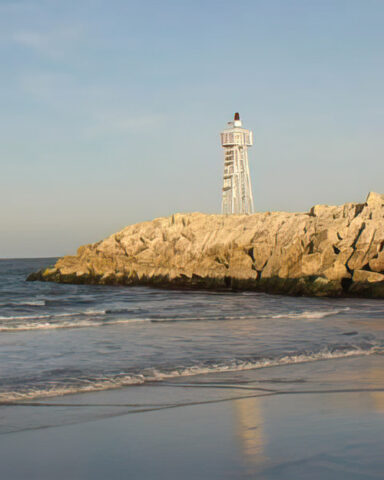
[
  {"x1": 13, "y1": 31, "x2": 48, "y2": 50},
  {"x1": 17, "y1": 70, "x2": 166, "y2": 136},
  {"x1": 18, "y1": 71, "x2": 76, "y2": 99},
  {"x1": 0, "y1": 0, "x2": 33, "y2": 12},
  {"x1": 11, "y1": 26, "x2": 84, "y2": 58},
  {"x1": 85, "y1": 112, "x2": 167, "y2": 137}
]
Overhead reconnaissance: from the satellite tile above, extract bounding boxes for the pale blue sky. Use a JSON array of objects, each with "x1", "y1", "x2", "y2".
[{"x1": 1, "y1": 0, "x2": 383, "y2": 257}]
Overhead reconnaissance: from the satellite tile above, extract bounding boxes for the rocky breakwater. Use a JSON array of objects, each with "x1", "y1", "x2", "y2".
[{"x1": 28, "y1": 192, "x2": 384, "y2": 297}]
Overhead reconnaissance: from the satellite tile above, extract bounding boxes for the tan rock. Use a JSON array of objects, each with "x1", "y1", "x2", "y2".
[
  {"x1": 323, "y1": 262, "x2": 350, "y2": 281},
  {"x1": 369, "y1": 251, "x2": 384, "y2": 273},
  {"x1": 347, "y1": 249, "x2": 368, "y2": 271},
  {"x1": 301, "y1": 253, "x2": 322, "y2": 276},
  {"x1": 29, "y1": 192, "x2": 384, "y2": 297},
  {"x1": 366, "y1": 192, "x2": 384, "y2": 208},
  {"x1": 353, "y1": 270, "x2": 384, "y2": 283}
]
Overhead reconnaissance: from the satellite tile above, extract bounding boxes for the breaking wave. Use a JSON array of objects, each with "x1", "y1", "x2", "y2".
[
  {"x1": 0, "y1": 318, "x2": 150, "y2": 332},
  {"x1": 0, "y1": 306, "x2": 352, "y2": 332},
  {"x1": 1, "y1": 344, "x2": 381, "y2": 402},
  {"x1": 272, "y1": 308, "x2": 350, "y2": 320},
  {"x1": 0, "y1": 310, "x2": 105, "y2": 322},
  {"x1": 152, "y1": 308, "x2": 351, "y2": 322},
  {"x1": 0, "y1": 300, "x2": 46, "y2": 307}
]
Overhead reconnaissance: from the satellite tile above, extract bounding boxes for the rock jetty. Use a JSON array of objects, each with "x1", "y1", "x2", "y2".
[{"x1": 28, "y1": 192, "x2": 384, "y2": 297}]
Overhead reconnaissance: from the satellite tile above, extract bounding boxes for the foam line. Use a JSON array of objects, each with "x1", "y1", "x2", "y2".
[{"x1": 0, "y1": 344, "x2": 381, "y2": 402}]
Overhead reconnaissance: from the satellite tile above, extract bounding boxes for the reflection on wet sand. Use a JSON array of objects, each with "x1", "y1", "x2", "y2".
[
  {"x1": 230, "y1": 355, "x2": 384, "y2": 475},
  {"x1": 233, "y1": 397, "x2": 267, "y2": 472},
  {"x1": 366, "y1": 366, "x2": 384, "y2": 413},
  {"x1": 308, "y1": 357, "x2": 384, "y2": 414}
]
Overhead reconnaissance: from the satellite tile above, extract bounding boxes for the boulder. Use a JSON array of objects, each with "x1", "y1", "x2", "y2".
[
  {"x1": 366, "y1": 192, "x2": 384, "y2": 208},
  {"x1": 369, "y1": 251, "x2": 384, "y2": 273},
  {"x1": 353, "y1": 270, "x2": 384, "y2": 283}
]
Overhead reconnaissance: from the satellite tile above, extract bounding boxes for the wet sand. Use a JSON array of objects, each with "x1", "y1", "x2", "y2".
[{"x1": 1, "y1": 355, "x2": 384, "y2": 479}]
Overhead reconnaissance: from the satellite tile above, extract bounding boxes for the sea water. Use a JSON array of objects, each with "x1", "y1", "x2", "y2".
[{"x1": 1, "y1": 258, "x2": 383, "y2": 404}]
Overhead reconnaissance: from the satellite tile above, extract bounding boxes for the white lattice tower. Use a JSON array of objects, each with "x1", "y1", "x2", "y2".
[{"x1": 220, "y1": 113, "x2": 254, "y2": 214}]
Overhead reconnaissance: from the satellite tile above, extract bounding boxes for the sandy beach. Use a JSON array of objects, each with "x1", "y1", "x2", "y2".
[{"x1": 1, "y1": 354, "x2": 384, "y2": 479}]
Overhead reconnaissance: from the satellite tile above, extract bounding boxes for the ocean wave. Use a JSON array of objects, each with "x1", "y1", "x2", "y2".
[
  {"x1": 105, "y1": 307, "x2": 145, "y2": 314},
  {"x1": 151, "y1": 309, "x2": 350, "y2": 323},
  {"x1": 0, "y1": 344, "x2": 381, "y2": 402},
  {"x1": 0, "y1": 321, "x2": 100, "y2": 331},
  {"x1": 44, "y1": 298, "x2": 96, "y2": 306},
  {"x1": 0, "y1": 317, "x2": 151, "y2": 332},
  {"x1": 0, "y1": 310, "x2": 106, "y2": 322},
  {"x1": 0, "y1": 300, "x2": 46, "y2": 307},
  {"x1": 150, "y1": 315, "x2": 253, "y2": 323},
  {"x1": 0, "y1": 307, "x2": 351, "y2": 331},
  {"x1": 271, "y1": 308, "x2": 350, "y2": 320}
]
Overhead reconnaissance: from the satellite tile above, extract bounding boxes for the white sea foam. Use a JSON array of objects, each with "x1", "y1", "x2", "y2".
[
  {"x1": 0, "y1": 314, "x2": 52, "y2": 321},
  {"x1": 272, "y1": 307, "x2": 350, "y2": 320},
  {"x1": 152, "y1": 309, "x2": 350, "y2": 323},
  {"x1": 0, "y1": 321, "x2": 101, "y2": 331},
  {"x1": 1, "y1": 345, "x2": 381, "y2": 402},
  {"x1": 0, "y1": 310, "x2": 106, "y2": 322},
  {"x1": 0, "y1": 300, "x2": 46, "y2": 307},
  {"x1": 150, "y1": 315, "x2": 252, "y2": 323},
  {"x1": 0, "y1": 318, "x2": 151, "y2": 332},
  {"x1": 0, "y1": 307, "x2": 351, "y2": 331}
]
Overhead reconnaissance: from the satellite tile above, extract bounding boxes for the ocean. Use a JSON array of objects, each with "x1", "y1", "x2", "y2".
[
  {"x1": 1, "y1": 258, "x2": 383, "y2": 405},
  {"x1": 2, "y1": 258, "x2": 384, "y2": 478}
]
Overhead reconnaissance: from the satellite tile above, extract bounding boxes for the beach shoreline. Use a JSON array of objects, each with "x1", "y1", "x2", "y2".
[{"x1": 1, "y1": 354, "x2": 384, "y2": 479}]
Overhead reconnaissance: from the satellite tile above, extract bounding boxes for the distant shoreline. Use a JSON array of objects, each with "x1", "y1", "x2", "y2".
[{"x1": 0, "y1": 257, "x2": 59, "y2": 261}]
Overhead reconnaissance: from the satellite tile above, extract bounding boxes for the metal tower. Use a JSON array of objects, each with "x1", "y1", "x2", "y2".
[{"x1": 220, "y1": 113, "x2": 254, "y2": 214}]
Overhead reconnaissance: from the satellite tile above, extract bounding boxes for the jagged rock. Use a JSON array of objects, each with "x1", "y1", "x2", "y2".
[
  {"x1": 369, "y1": 251, "x2": 384, "y2": 273},
  {"x1": 352, "y1": 270, "x2": 384, "y2": 283},
  {"x1": 366, "y1": 192, "x2": 384, "y2": 208},
  {"x1": 26, "y1": 192, "x2": 384, "y2": 298},
  {"x1": 323, "y1": 261, "x2": 351, "y2": 281}
]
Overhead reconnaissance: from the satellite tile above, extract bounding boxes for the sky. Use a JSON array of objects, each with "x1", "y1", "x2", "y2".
[{"x1": 1, "y1": 0, "x2": 384, "y2": 257}]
